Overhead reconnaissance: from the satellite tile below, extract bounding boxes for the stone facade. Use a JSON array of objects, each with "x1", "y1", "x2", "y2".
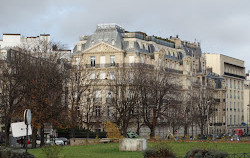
[
  {"x1": 71, "y1": 24, "x2": 219, "y2": 136},
  {"x1": 205, "y1": 53, "x2": 246, "y2": 133}
]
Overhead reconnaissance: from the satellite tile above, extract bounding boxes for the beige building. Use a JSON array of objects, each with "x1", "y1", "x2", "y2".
[
  {"x1": 244, "y1": 71, "x2": 250, "y2": 134},
  {"x1": 71, "y1": 24, "x2": 219, "y2": 136},
  {"x1": 205, "y1": 53, "x2": 245, "y2": 133}
]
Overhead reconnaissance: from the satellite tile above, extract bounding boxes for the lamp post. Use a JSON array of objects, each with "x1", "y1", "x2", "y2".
[{"x1": 247, "y1": 105, "x2": 249, "y2": 135}]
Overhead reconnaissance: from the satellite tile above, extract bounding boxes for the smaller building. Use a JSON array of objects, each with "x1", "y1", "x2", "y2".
[
  {"x1": 207, "y1": 70, "x2": 227, "y2": 134},
  {"x1": 244, "y1": 71, "x2": 250, "y2": 134},
  {"x1": 205, "y1": 53, "x2": 245, "y2": 134}
]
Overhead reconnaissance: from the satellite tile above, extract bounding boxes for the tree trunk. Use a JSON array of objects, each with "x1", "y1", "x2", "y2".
[
  {"x1": 32, "y1": 127, "x2": 37, "y2": 148},
  {"x1": 40, "y1": 124, "x2": 45, "y2": 147},
  {"x1": 149, "y1": 125, "x2": 154, "y2": 138},
  {"x1": 200, "y1": 125, "x2": 204, "y2": 135},
  {"x1": 136, "y1": 117, "x2": 140, "y2": 135},
  {"x1": 87, "y1": 124, "x2": 90, "y2": 139},
  {"x1": 184, "y1": 125, "x2": 188, "y2": 136},
  {"x1": 70, "y1": 127, "x2": 75, "y2": 138},
  {"x1": 4, "y1": 118, "x2": 11, "y2": 147},
  {"x1": 172, "y1": 127, "x2": 175, "y2": 136}
]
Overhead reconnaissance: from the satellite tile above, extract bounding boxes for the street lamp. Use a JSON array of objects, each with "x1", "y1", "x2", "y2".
[{"x1": 247, "y1": 104, "x2": 249, "y2": 135}]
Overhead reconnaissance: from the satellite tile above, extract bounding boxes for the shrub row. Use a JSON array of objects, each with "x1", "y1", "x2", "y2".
[
  {"x1": 0, "y1": 147, "x2": 34, "y2": 158},
  {"x1": 143, "y1": 143, "x2": 228, "y2": 158}
]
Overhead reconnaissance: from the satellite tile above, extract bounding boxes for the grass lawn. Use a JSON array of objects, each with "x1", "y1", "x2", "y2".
[{"x1": 29, "y1": 141, "x2": 250, "y2": 158}]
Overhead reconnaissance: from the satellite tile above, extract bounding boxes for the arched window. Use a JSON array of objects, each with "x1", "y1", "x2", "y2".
[{"x1": 111, "y1": 39, "x2": 115, "y2": 45}]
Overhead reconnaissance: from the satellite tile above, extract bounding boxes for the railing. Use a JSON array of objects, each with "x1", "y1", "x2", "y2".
[
  {"x1": 85, "y1": 63, "x2": 120, "y2": 68},
  {"x1": 85, "y1": 63, "x2": 155, "y2": 69},
  {"x1": 122, "y1": 63, "x2": 154, "y2": 69},
  {"x1": 224, "y1": 72, "x2": 245, "y2": 79},
  {"x1": 93, "y1": 98, "x2": 102, "y2": 103},
  {"x1": 165, "y1": 68, "x2": 183, "y2": 74}
]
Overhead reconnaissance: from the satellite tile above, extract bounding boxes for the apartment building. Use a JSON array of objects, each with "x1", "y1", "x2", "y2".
[
  {"x1": 71, "y1": 23, "x2": 214, "y2": 136},
  {"x1": 205, "y1": 53, "x2": 245, "y2": 133},
  {"x1": 207, "y1": 70, "x2": 227, "y2": 134}
]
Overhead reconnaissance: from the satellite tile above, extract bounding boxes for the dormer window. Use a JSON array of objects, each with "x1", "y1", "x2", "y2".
[{"x1": 111, "y1": 39, "x2": 115, "y2": 45}]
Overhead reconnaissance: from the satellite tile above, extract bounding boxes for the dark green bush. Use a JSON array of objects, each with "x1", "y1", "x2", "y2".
[
  {"x1": 143, "y1": 143, "x2": 176, "y2": 158},
  {"x1": 185, "y1": 148, "x2": 228, "y2": 158},
  {"x1": 57, "y1": 127, "x2": 107, "y2": 138},
  {"x1": 0, "y1": 147, "x2": 34, "y2": 158}
]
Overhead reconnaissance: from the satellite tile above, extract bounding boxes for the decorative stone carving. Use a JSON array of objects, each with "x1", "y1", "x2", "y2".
[{"x1": 84, "y1": 42, "x2": 121, "y2": 53}]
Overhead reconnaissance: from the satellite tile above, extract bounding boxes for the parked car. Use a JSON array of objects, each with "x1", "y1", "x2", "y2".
[
  {"x1": 55, "y1": 138, "x2": 64, "y2": 146},
  {"x1": 216, "y1": 134, "x2": 223, "y2": 139},
  {"x1": 197, "y1": 134, "x2": 207, "y2": 140},
  {"x1": 57, "y1": 137, "x2": 68, "y2": 145},
  {"x1": 45, "y1": 138, "x2": 64, "y2": 146},
  {"x1": 17, "y1": 137, "x2": 32, "y2": 144},
  {"x1": 234, "y1": 129, "x2": 243, "y2": 137}
]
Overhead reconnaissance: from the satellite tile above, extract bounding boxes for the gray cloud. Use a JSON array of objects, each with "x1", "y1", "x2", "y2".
[{"x1": 1, "y1": 0, "x2": 250, "y2": 70}]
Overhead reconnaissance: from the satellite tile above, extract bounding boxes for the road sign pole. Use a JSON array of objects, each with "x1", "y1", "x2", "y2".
[
  {"x1": 26, "y1": 124, "x2": 28, "y2": 157},
  {"x1": 24, "y1": 109, "x2": 31, "y2": 158}
]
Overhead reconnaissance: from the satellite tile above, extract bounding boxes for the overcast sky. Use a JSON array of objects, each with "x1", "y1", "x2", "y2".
[{"x1": 0, "y1": 0, "x2": 249, "y2": 70}]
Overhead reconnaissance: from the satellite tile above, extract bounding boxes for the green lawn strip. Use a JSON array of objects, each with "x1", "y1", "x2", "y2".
[
  {"x1": 29, "y1": 143, "x2": 143, "y2": 158},
  {"x1": 29, "y1": 141, "x2": 250, "y2": 158}
]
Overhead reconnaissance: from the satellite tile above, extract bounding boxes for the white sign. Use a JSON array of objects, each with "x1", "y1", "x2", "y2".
[{"x1": 11, "y1": 122, "x2": 32, "y2": 137}]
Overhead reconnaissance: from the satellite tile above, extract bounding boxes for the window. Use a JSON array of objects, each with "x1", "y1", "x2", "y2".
[
  {"x1": 90, "y1": 56, "x2": 95, "y2": 67},
  {"x1": 110, "y1": 55, "x2": 115, "y2": 66},
  {"x1": 158, "y1": 58, "x2": 161, "y2": 67},
  {"x1": 107, "y1": 106, "x2": 112, "y2": 117},
  {"x1": 100, "y1": 72, "x2": 106, "y2": 79},
  {"x1": 95, "y1": 90, "x2": 101, "y2": 102},
  {"x1": 186, "y1": 64, "x2": 189, "y2": 72},
  {"x1": 110, "y1": 72, "x2": 115, "y2": 80},
  {"x1": 129, "y1": 56, "x2": 134, "y2": 65},
  {"x1": 230, "y1": 115, "x2": 232, "y2": 125},
  {"x1": 106, "y1": 91, "x2": 112, "y2": 103},
  {"x1": 111, "y1": 39, "x2": 115, "y2": 45},
  {"x1": 75, "y1": 73, "x2": 79, "y2": 82},
  {"x1": 75, "y1": 57, "x2": 80, "y2": 65},
  {"x1": 106, "y1": 91, "x2": 113, "y2": 98},
  {"x1": 129, "y1": 72, "x2": 134, "y2": 82},
  {"x1": 100, "y1": 56, "x2": 105, "y2": 67},
  {"x1": 141, "y1": 56, "x2": 144, "y2": 63},
  {"x1": 90, "y1": 73, "x2": 96, "y2": 79},
  {"x1": 95, "y1": 106, "x2": 101, "y2": 116}
]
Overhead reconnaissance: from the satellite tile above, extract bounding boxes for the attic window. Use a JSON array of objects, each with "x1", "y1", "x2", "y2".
[{"x1": 111, "y1": 39, "x2": 115, "y2": 45}]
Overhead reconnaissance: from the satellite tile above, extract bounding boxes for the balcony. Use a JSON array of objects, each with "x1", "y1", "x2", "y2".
[
  {"x1": 94, "y1": 98, "x2": 102, "y2": 103},
  {"x1": 106, "y1": 98, "x2": 112, "y2": 103},
  {"x1": 86, "y1": 63, "x2": 120, "y2": 68},
  {"x1": 164, "y1": 68, "x2": 183, "y2": 74},
  {"x1": 122, "y1": 63, "x2": 154, "y2": 69},
  {"x1": 224, "y1": 72, "x2": 245, "y2": 79}
]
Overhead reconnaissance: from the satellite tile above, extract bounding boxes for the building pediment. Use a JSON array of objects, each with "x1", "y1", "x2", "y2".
[{"x1": 83, "y1": 42, "x2": 122, "y2": 53}]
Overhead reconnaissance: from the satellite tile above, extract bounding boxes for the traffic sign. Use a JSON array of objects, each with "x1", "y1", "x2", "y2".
[{"x1": 24, "y1": 109, "x2": 32, "y2": 125}]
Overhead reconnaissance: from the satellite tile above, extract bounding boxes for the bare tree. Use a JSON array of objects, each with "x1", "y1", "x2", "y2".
[
  {"x1": 138, "y1": 66, "x2": 180, "y2": 137},
  {"x1": 192, "y1": 84, "x2": 218, "y2": 135},
  {"x1": 106, "y1": 65, "x2": 140, "y2": 136},
  {"x1": 0, "y1": 49, "x2": 27, "y2": 146}
]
